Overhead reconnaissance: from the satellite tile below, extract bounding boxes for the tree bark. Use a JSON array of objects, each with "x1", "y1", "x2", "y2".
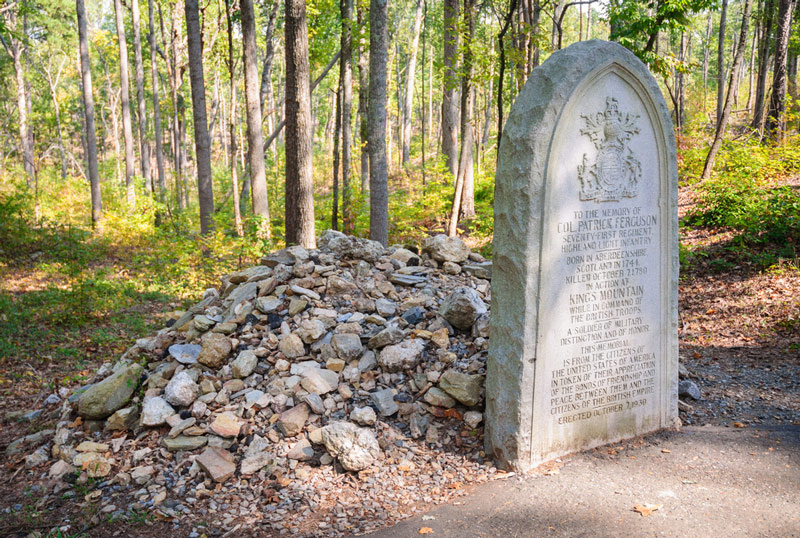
[
  {"x1": 114, "y1": 0, "x2": 137, "y2": 207},
  {"x1": 148, "y1": 0, "x2": 166, "y2": 211},
  {"x1": 753, "y1": 0, "x2": 775, "y2": 130},
  {"x1": 226, "y1": 0, "x2": 243, "y2": 237},
  {"x1": 441, "y1": 0, "x2": 459, "y2": 179},
  {"x1": 6, "y1": 9, "x2": 36, "y2": 189},
  {"x1": 285, "y1": 0, "x2": 316, "y2": 248},
  {"x1": 332, "y1": 81, "x2": 342, "y2": 231},
  {"x1": 702, "y1": 0, "x2": 754, "y2": 179},
  {"x1": 241, "y1": 0, "x2": 271, "y2": 240},
  {"x1": 457, "y1": 0, "x2": 475, "y2": 220},
  {"x1": 368, "y1": 0, "x2": 389, "y2": 246},
  {"x1": 259, "y1": 0, "x2": 280, "y2": 164},
  {"x1": 702, "y1": 12, "x2": 712, "y2": 113},
  {"x1": 185, "y1": 0, "x2": 215, "y2": 234},
  {"x1": 402, "y1": 0, "x2": 424, "y2": 165},
  {"x1": 716, "y1": 0, "x2": 728, "y2": 126},
  {"x1": 357, "y1": 4, "x2": 369, "y2": 193},
  {"x1": 77, "y1": 0, "x2": 102, "y2": 227},
  {"x1": 766, "y1": 0, "x2": 796, "y2": 140},
  {"x1": 132, "y1": 0, "x2": 152, "y2": 190},
  {"x1": 341, "y1": 0, "x2": 354, "y2": 233}
]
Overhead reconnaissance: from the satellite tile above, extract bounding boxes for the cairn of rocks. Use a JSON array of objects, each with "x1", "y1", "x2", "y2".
[{"x1": 7, "y1": 231, "x2": 498, "y2": 535}]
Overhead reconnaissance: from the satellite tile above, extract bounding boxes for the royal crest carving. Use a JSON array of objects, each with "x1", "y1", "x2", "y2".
[{"x1": 577, "y1": 97, "x2": 642, "y2": 202}]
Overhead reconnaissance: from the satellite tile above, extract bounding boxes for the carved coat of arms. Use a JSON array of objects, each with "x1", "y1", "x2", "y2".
[{"x1": 577, "y1": 97, "x2": 642, "y2": 202}]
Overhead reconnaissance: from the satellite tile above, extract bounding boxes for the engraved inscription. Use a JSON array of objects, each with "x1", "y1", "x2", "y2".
[
  {"x1": 578, "y1": 97, "x2": 642, "y2": 202},
  {"x1": 549, "y1": 205, "x2": 657, "y2": 425}
]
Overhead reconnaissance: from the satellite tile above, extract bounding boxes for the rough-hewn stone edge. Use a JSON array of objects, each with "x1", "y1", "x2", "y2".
[{"x1": 486, "y1": 40, "x2": 679, "y2": 472}]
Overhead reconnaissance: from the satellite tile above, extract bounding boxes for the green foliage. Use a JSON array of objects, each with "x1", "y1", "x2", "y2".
[{"x1": 683, "y1": 137, "x2": 800, "y2": 263}]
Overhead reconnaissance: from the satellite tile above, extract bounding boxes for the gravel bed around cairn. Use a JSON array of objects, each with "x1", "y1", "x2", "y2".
[{"x1": 8, "y1": 231, "x2": 505, "y2": 536}]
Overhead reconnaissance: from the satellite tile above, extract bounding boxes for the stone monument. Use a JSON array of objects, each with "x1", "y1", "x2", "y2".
[{"x1": 486, "y1": 40, "x2": 679, "y2": 471}]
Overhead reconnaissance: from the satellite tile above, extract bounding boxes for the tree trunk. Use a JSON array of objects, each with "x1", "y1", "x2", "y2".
[
  {"x1": 357, "y1": 4, "x2": 370, "y2": 193},
  {"x1": 677, "y1": 32, "x2": 686, "y2": 131},
  {"x1": 132, "y1": 0, "x2": 152, "y2": 191},
  {"x1": 441, "y1": 0, "x2": 459, "y2": 179},
  {"x1": 285, "y1": 0, "x2": 316, "y2": 248},
  {"x1": 747, "y1": 10, "x2": 758, "y2": 113},
  {"x1": 702, "y1": 0, "x2": 754, "y2": 179},
  {"x1": 341, "y1": 0, "x2": 354, "y2": 233},
  {"x1": 226, "y1": 0, "x2": 243, "y2": 237},
  {"x1": 766, "y1": 0, "x2": 795, "y2": 140},
  {"x1": 7, "y1": 10, "x2": 36, "y2": 189},
  {"x1": 148, "y1": 0, "x2": 167, "y2": 223},
  {"x1": 753, "y1": 0, "x2": 776, "y2": 130},
  {"x1": 77, "y1": 0, "x2": 102, "y2": 227},
  {"x1": 114, "y1": 0, "x2": 137, "y2": 207},
  {"x1": 458, "y1": 0, "x2": 475, "y2": 220},
  {"x1": 185, "y1": 0, "x2": 215, "y2": 234},
  {"x1": 702, "y1": 12, "x2": 712, "y2": 113},
  {"x1": 332, "y1": 82, "x2": 342, "y2": 231},
  {"x1": 241, "y1": 0, "x2": 271, "y2": 240},
  {"x1": 368, "y1": 0, "x2": 389, "y2": 246},
  {"x1": 402, "y1": 0, "x2": 424, "y2": 165},
  {"x1": 259, "y1": 0, "x2": 280, "y2": 164},
  {"x1": 716, "y1": 0, "x2": 728, "y2": 126}
]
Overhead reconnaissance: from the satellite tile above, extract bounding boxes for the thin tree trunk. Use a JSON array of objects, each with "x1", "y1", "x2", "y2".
[
  {"x1": 77, "y1": 0, "x2": 102, "y2": 227},
  {"x1": 753, "y1": 0, "x2": 775, "y2": 130},
  {"x1": 368, "y1": 0, "x2": 389, "y2": 246},
  {"x1": 242, "y1": 0, "x2": 271, "y2": 240},
  {"x1": 357, "y1": 3, "x2": 369, "y2": 193},
  {"x1": 497, "y1": 0, "x2": 518, "y2": 150},
  {"x1": 702, "y1": 12, "x2": 712, "y2": 113},
  {"x1": 766, "y1": 0, "x2": 795, "y2": 140},
  {"x1": 747, "y1": 9, "x2": 758, "y2": 113},
  {"x1": 185, "y1": 0, "x2": 215, "y2": 234},
  {"x1": 332, "y1": 81, "x2": 342, "y2": 231},
  {"x1": 421, "y1": 0, "x2": 428, "y2": 185},
  {"x1": 677, "y1": 32, "x2": 686, "y2": 131},
  {"x1": 341, "y1": 0, "x2": 354, "y2": 233},
  {"x1": 703, "y1": 0, "x2": 754, "y2": 179},
  {"x1": 458, "y1": 0, "x2": 475, "y2": 220},
  {"x1": 259, "y1": 0, "x2": 280, "y2": 164},
  {"x1": 402, "y1": 0, "x2": 425, "y2": 165},
  {"x1": 7, "y1": 11, "x2": 36, "y2": 189},
  {"x1": 132, "y1": 0, "x2": 152, "y2": 191},
  {"x1": 442, "y1": 0, "x2": 459, "y2": 179},
  {"x1": 226, "y1": 0, "x2": 243, "y2": 237},
  {"x1": 285, "y1": 0, "x2": 316, "y2": 248},
  {"x1": 114, "y1": 0, "x2": 137, "y2": 207},
  {"x1": 716, "y1": 0, "x2": 728, "y2": 126},
  {"x1": 148, "y1": 0, "x2": 167, "y2": 224}
]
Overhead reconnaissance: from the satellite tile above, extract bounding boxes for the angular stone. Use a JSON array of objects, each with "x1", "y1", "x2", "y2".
[
  {"x1": 169, "y1": 344, "x2": 202, "y2": 365},
  {"x1": 318, "y1": 230, "x2": 385, "y2": 262},
  {"x1": 49, "y1": 460, "x2": 74, "y2": 479},
  {"x1": 302, "y1": 392, "x2": 326, "y2": 414},
  {"x1": 367, "y1": 324, "x2": 405, "y2": 349},
  {"x1": 76, "y1": 441, "x2": 109, "y2": 452},
  {"x1": 197, "y1": 332, "x2": 232, "y2": 369},
  {"x1": 439, "y1": 370, "x2": 483, "y2": 406},
  {"x1": 255, "y1": 296, "x2": 282, "y2": 313},
  {"x1": 278, "y1": 403, "x2": 310, "y2": 437},
  {"x1": 378, "y1": 339, "x2": 426, "y2": 373},
  {"x1": 679, "y1": 380, "x2": 701, "y2": 400},
  {"x1": 141, "y1": 397, "x2": 175, "y2": 427},
  {"x1": 164, "y1": 371, "x2": 199, "y2": 407},
  {"x1": 231, "y1": 350, "x2": 258, "y2": 379},
  {"x1": 370, "y1": 388, "x2": 398, "y2": 417},
  {"x1": 331, "y1": 333, "x2": 363, "y2": 360},
  {"x1": 350, "y1": 406, "x2": 377, "y2": 426},
  {"x1": 439, "y1": 287, "x2": 488, "y2": 330},
  {"x1": 320, "y1": 421, "x2": 381, "y2": 471},
  {"x1": 423, "y1": 387, "x2": 456, "y2": 408},
  {"x1": 300, "y1": 369, "x2": 333, "y2": 395},
  {"x1": 210, "y1": 412, "x2": 243, "y2": 438},
  {"x1": 287, "y1": 438, "x2": 314, "y2": 461},
  {"x1": 486, "y1": 41, "x2": 679, "y2": 472},
  {"x1": 240, "y1": 435, "x2": 275, "y2": 475},
  {"x1": 463, "y1": 262, "x2": 492, "y2": 280},
  {"x1": 168, "y1": 417, "x2": 196, "y2": 438},
  {"x1": 464, "y1": 411, "x2": 483, "y2": 429},
  {"x1": 162, "y1": 435, "x2": 208, "y2": 452},
  {"x1": 375, "y1": 298, "x2": 397, "y2": 317},
  {"x1": 77, "y1": 363, "x2": 143, "y2": 420},
  {"x1": 297, "y1": 319, "x2": 326, "y2": 343},
  {"x1": 279, "y1": 334, "x2": 305, "y2": 359},
  {"x1": 105, "y1": 406, "x2": 139, "y2": 431},
  {"x1": 196, "y1": 447, "x2": 236, "y2": 482},
  {"x1": 288, "y1": 297, "x2": 309, "y2": 316},
  {"x1": 193, "y1": 315, "x2": 215, "y2": 332},
  {"x1": 423, "y1": 234, "x2": 470, "y2": 263}
]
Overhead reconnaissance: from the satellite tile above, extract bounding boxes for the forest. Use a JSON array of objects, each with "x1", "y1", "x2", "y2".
[{"x1": 1, "y1": 1, "x2": 799, "y2": 535}]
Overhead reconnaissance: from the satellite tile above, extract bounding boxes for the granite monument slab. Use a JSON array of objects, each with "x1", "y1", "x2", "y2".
[{"x1": 486, "y1": 40, "x2": 679, "y2": 471}]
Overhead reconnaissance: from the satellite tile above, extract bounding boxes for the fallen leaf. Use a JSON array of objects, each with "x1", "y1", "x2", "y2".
[
  {"x1": 733, "y1": 422, "x2": 746, "y2": 428},
  {"x1": 545, "y1": 468, "x2": 560, "y2": 476},
  {"x1": 633, "y1": 503, "x2": 662, "y2": 517},
  {"x1": 419, "y1": 527, "x2": 434, "y2": 534},
  {"x1": 443, "y1": 408, "x2": 462, "y2": 420},
  {"x1": 661, "y1": 449, "x2": 671, "y2": 453}
]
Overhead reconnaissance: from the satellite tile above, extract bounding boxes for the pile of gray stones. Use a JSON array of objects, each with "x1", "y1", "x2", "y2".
[{"x1": 6, "y1": 231, "x2": 501, "y2": 536}]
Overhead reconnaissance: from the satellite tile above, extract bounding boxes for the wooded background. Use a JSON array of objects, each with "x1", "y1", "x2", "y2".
[{"x1": 0, "y1": 0, "x2": 798, "y2": 250}]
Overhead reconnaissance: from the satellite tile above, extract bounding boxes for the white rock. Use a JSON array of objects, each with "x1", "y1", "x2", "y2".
[
  {"x1": 321, "y1": 421, "x2": 381, "y2": 471},
  {"x1": 164, "y1": 371, "x2": 199, "y2": 407},
  {"x1": 141, "y1": 397, "x2": 175, "y2": 426}
]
